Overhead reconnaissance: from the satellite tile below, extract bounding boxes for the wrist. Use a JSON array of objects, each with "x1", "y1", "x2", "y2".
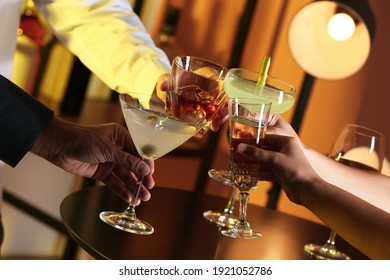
[
  {"x1": 31, "y1": 116, "x2": 64, "y2": 160},
  {"x1": 299, "y1": 175, "x2": 329, "y2": 211}
]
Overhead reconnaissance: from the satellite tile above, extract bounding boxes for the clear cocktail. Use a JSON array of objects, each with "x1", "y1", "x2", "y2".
[
  {"x1": 99, "y1": 93, "x2": 204, "y2": 235},
  {"x1": 123, "y1": 107, "x2": 198, "y2": 159}
]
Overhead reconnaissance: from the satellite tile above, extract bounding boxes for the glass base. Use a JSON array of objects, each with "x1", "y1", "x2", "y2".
[
  {"x1": 208, "y1": 169, "x2": 258, "y2": 190},
  {"x1": 208, "y1": 169, "x2": 234, "y2": 186},
  {"x1": 221, "y1": 222, "x2": 262, "y2": 239},
  {"x1": 303, "y1": 243, "x2": 351, "y2": 260},
  {"x1": 100, "y1": 211, "x2": 154, "y2": 235},
  {"x1": 203, "y1": 210, "x2": 237, "y2": 228}
]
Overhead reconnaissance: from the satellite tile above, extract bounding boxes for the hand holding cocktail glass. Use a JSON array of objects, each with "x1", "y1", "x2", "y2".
[
  {"x1": 99, "y1": 92, "x2": 204, "y2": 234},
  {"x1": 209, "y1": 60, "x2": 296, "y2": 185},
  {"x1": 163, "y1": 55, "x2": 229, "y2": 137},
  {"x1": 221, "y1": 98, "x2": 272, "y2": 239},
  {"x1": 99, "y1": 56, "x2": 228, "y2": 234},
  {"x1": 204, "y1": 57, "x2": 296, "y2": 229}
]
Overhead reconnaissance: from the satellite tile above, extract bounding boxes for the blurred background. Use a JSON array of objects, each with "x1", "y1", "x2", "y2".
[{"x1": 2, "y1": 0, "x2": 390, "y2": 259}]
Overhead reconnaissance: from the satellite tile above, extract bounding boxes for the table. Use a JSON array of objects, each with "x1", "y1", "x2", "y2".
[{"x1": 60, "y1": 186, "x2": 369, "y2": 260}]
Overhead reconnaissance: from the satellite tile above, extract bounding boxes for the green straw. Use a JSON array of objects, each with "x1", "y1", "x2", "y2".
[{"x1": 257, "y1": 56, "x2": 271, "y2": 87}]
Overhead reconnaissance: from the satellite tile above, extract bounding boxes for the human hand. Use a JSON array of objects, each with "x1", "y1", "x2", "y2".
[
  {"x1": 236, "y1": 133, "x2": 320, "y2": 205},
  {"x1": 31, "y1": 117, "x2": 155, "y2": 205},
  {"x1": 267, "y1": 115, "x2": 299, "y2": 138}
]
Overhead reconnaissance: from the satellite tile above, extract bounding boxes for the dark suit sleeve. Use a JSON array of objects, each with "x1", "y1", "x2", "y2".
[{"x1": 0, "y1": 74, "x2": 54, "y2": 167}]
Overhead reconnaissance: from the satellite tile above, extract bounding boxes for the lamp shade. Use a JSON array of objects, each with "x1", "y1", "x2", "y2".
[{"x1": 288, "y1": 0, "x2": 375, "y2": 80}]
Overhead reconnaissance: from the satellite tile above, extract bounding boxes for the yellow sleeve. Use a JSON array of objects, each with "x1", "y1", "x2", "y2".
[{"x1": 34, "y1": 0, "x2": 171, "y2": 95}]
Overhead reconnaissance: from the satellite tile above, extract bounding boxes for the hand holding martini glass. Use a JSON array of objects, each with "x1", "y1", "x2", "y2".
[
  {"x1": 99, "y1": 92, "x2": 204, "y2": 234},
  {"x1": 99, "y1": 56, "x2": 228, "y2": 234}
]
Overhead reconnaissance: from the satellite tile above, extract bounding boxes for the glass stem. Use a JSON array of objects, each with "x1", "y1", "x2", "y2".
[
  {"x1": 224, "y1": 187, "x2": 238, "y2": 215},
  {"x1": 238, "y1": 191, "x2": 250, "y2": 226},
  {"x1": 125, "y1": 157, "x2": 147, "y2": 219},
  {"x1": 324, "y1": 230, "x2": 338, "y2": 248},
  {"x1": 123, "y1": 177, "x2": 143, "y2": 219},
  {"x1": 123, "y1": 205, "x2": 137, "y2": 219}
]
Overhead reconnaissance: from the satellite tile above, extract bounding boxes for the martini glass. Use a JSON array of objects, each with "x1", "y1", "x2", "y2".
[
  {"x1": 204, "y1": 68, "x2": 296, "y2": 227},
  {"x1": 99, "y1": 92, "x2": 205, "y2": 234},
  {"x1": 303, "y1": 124, "x2": 385, "y2": 259}
]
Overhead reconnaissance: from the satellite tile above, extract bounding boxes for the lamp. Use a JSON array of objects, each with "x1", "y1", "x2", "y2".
[
  {"x1": 289, "y1": 0, "x2": 375, "y2": 133},
  {"x1": 267, "y1": 0, "x2": 376, "y2": 208},
  {"x1": 288, "y1": 0, "x2": 375, "y2": 81}
]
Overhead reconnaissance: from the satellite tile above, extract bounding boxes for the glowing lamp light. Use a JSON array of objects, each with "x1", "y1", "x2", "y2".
[
  {"x1": 327, "y1": 13, "x2": 356, "y2": 41},
  {"x1": 288, "y1": 1, "x2": 375, "y2": 80}
]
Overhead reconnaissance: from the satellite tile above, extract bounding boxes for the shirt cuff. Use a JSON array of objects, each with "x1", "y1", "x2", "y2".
[{"x1": 0, "y1": 75, "x2": 54, "y2": 167}]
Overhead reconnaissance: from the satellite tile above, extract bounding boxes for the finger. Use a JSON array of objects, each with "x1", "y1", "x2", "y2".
[
  {"x1": 113, "y1": 150, "x2": 151, "y2": 177},
  {"x1": 143, "y1": 158, "x2": 155, "y2": 176},
  {"x1": 92, "y1": 162, "x2": 116, "y2": 182},
  {"x1": 157, "y1": 74, "x2": 170, "y2": 91},
  {"x1": 102, "y1": 172, "x2": 152, "y2": 204},
  {"x1": 138, "y1": 184, "x2": 152, "y2": 202},
  {"x1": 101, "y1": 173, "x2": 133, "y2": 203},
  {"x1": 267, "y1": 114, "x2": 279, "y2": 126},
  {"x1": 112, "y1": 165, "x2": 153, "y2": 201},
  {"x1": 236, "y1": 143, "x2": 278, "y2": 166},
  {"x1": 260, "y1": 134, "x2": 288, "y2": 148},
  {"x1": 92, "y1": 158, "x2": 148, "y2": 185},
  {"x1": 210, "y1": 117, "x2": 221, "y2": 132},
  {"x1": 142, "y1": 175, "x2": 155, "y2": 190},
  {"x1": 211, "y1": 109, "x2": 228, "y2": 130}
]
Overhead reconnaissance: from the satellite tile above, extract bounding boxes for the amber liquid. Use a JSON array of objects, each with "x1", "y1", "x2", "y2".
[
  {"x1": 167, "y1": 84, "x2": 225, "y2": 129},
  {"x1": 229, "y1": 117, "x2": 265, "y2": 191},
  {"x1": 332, "y1": 157, "x2": 378, "y2": 172}
]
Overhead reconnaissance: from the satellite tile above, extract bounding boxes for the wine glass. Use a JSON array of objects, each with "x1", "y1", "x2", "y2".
[
  {"x1": 204, "y1": 68, "x2": 295, "y2": 227},
  {"x1": 221, "y1": 97, "x2": 272, "y2": 239},
  {"x1": 303, "y1": 124, "x2": 385, "y2": 259},
  {"x1": 99, "y1": 92, "x2": 206, "y2": 234}
]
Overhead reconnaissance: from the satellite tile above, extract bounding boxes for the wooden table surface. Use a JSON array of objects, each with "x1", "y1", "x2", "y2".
[{"x1": 60, "y1": 186, "x2": 368, "y2": 260}]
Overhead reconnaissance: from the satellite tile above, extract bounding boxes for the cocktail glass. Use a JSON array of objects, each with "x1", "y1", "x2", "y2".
[
  {"x1": 99, "y1": 92, "x2": 206, "y2": 234},
  {"x1": 221, "y1": 97, "x2": 271, "y2": 239},
  {"x1": 204, "y1": 68, "x2": 295, "y2": 227},
  {"x1": 167, "y1": 55, "x2": 228, "y2": 137}
]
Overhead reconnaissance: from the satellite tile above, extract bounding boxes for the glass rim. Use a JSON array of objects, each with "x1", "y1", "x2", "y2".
[
  {"x1": 119, "y1": 92, "x2": 166, "y2": 113},
  {"x1": 173, "y1": 55, "x2": 228, "y2": 79},
  {"x1": 119, "y1": 91, "x2": 151, "y2": 101},
  {"x1": 343, "y1": 123, "x2": 385, "y2": 139},
  {"x1": 227, "y1": 68, "x2": 296, "y2": 95},
  {"x1": 228, "y1": 97, "x2": 272, "y2": 106}
]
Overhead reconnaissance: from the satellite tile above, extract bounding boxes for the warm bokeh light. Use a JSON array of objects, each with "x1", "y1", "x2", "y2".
[{"x1": 327, "y1": 13, "x2": 356, "y2": 41}]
